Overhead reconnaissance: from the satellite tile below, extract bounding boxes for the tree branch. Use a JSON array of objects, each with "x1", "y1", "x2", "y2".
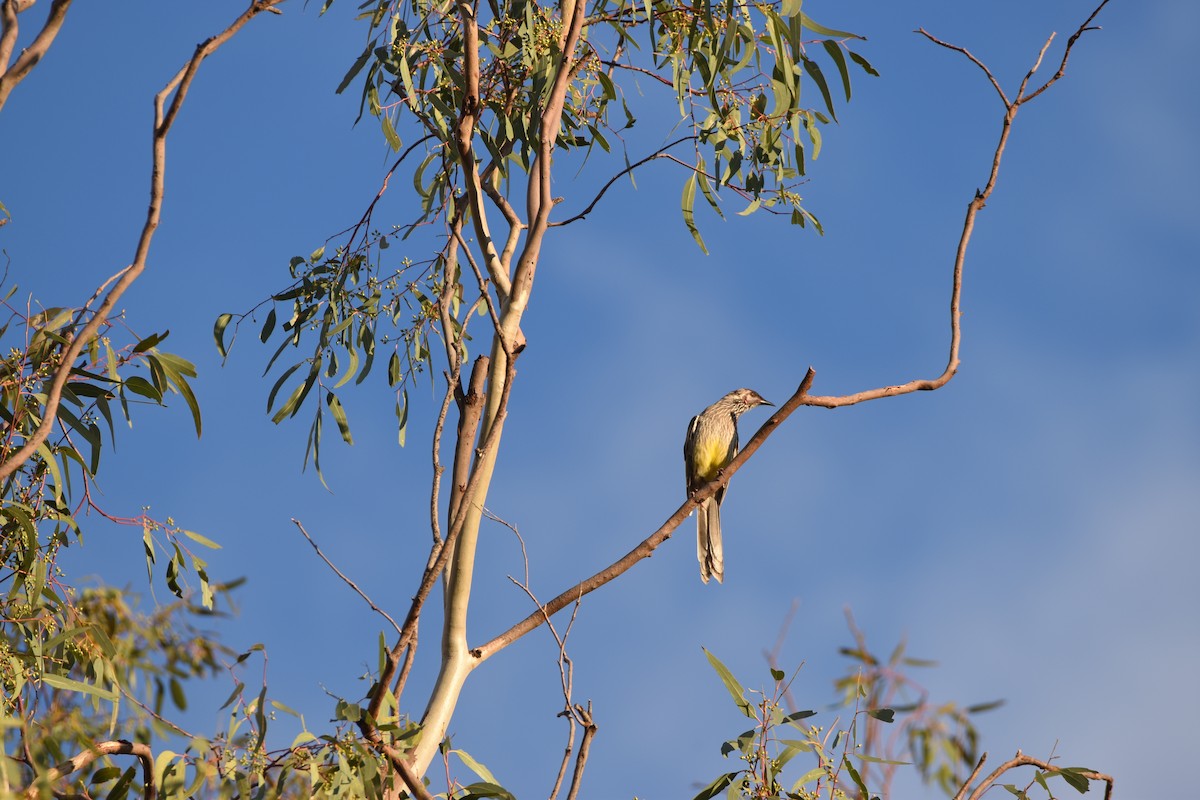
[
  {"x1": 23, "y1": 739, "x2": 155, "y2": 800},
  {"x1": 958, "y1": 751, "x2": 1113, "y2": 800},
  {"x1": 0, "y1": 0, "x2": 287, "y2": 483},
  {"x1": 0, "y1": 0, "x2": 73, "y2": 112},
  {"x1": 472, "y1": 369, "x2": 816, "y2": 661},
  {"x1": 473, "y1": 0, "x2": 1112, "y2": 662}
]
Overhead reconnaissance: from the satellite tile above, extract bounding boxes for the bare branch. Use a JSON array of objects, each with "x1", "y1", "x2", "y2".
[
  {"x1": 915, "y1": 28, "x2": 1009, "y2": 107},
  {"x1": 23, "y1": 739, "x2": 155, "y2": 800},
  {"x1": 475, "y1": 0, "x2": 1113, "y2": 662},
  {"x1": 952, "y1": 754, "x2": 989, "y2": 800},
  {"x1": 0, "y1": 0, "x2": 287, "y2": 483},
  {"x1": 564, "y1": 704, "x2": 596, "y2": 800},
  {"x1": 472, "y1": 369, "x2": 817, "y2": 661},
  {"x1": 1019, "y1": 0, "x2": 1112, "y2": 105},
  {"x1": 293, "y1": 518, "x2": 402, "y2": 636}
]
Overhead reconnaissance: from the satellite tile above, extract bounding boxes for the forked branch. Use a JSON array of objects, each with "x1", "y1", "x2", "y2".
[{"x1": 472, "y1": 0, "x2": 1111, "y2": 661}]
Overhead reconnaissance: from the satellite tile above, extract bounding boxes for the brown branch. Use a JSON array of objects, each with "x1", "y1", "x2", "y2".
[
  {"x1": 23, "y1": 739, "x2": 155, "y2": 800},
  {"x1": 0, "y1": 0, "x2": 73, "y2": 112},
  {"x1": 958, "y1": 751, "x2": 1113, "y2": 800},
  {"x1": 564, "y1": 704, "x2": 596, "y2": 800},
  {"x1": 471, "y1": 368, "x2": 816, "y2": 661},
  {"x1": 914, "y1": 28, "x2": 1009, "y2": 107},
  {"x1": 474, "y1": 0, "x2": 1113, "y2": 663},
  {"x1": 1019, "y1": 0, "x2": 1111, "y2": 105},
  {"x1": 0, "y1": 0, "x2": 287, "y2": 484},
  {"x1": 952, "y1": 754, "x2": 989, "y2": 800},
  {"x1": 380, "y1": 741, "x2": 437, "y2": 800},
  {"x1": 805, "y1": 1, "x2": 1111, "y2": 413}
]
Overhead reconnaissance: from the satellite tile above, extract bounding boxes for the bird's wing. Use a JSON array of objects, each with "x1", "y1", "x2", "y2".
[{"x1": 684, "y1": 413, "x2": 702, "y2": 495}]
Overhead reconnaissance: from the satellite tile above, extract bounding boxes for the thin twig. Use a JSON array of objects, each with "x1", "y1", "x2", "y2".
[
  {"x1": 293, "y1": 518, "x2": 402, "y2": 636},
  {"x1": 551, "y1": 136, "x2": 693, "y2": 226}
]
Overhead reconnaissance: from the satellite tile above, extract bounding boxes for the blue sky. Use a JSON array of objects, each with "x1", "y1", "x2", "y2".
[{"x1": 3, "y1": 0, "x2": 1197, "y2": 797}]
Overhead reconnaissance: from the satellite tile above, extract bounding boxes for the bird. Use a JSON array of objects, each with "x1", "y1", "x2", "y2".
[{"x1": 683, "y1": 388, "x2": 773, "y2": 584}]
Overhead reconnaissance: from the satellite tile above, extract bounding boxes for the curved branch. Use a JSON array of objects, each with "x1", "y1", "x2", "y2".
[
  {"x1": 957, "y1": 751, "x2": 1113, "y2": 800},
  {"x1": 23, "y1": 739, "x2": 155, "y2": 800},
  {"x1": 473, "y1": 0, "x2": 1112, "y2": 661},
  {"x1": 551, "y1": 136, "x2": 694, "y2": 227},
  {"x1": 0, "y1": 0, "x2": 287, "y2": 483}
]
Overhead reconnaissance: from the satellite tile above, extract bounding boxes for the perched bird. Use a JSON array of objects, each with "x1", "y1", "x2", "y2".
[{"x1": 683, "y1": 388, "x2": 773, "y2": 584}]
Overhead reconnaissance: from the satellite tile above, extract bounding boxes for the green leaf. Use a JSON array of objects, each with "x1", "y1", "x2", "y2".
[
  {"x1": 123, "y1": 375, "x2": 162, "y2": 402},
  {"x1": 90, "y1": 766, "x2": 124, "y2": 785},
  {"x1": 702, "y1": 648, "x2": 754, "y2": 718},
  {"x1": 169, "y1": 676, "x2": 187, "y2": 710},
  {"x1": 183, "y1": 529, "x2": 221, "y2": 549},
  {"x1": 132, "y1": 331, "x2": 168, "y2": 353},
  {"x1": 822, "y1": 40, "x2": 852, "y2": 102},
  {"x1": 801, "y1": 57, "x2": 837, "y2": 122},
  {"x1": 843, "y1": 755, "x2": 869, "y2": 798},
  {"x1": 271, "y1": 367, "x2": 319, "y2": 423},
  {"x1": 966, "y1": 699, "x2": 1005, "y2": 713},
  {"x1": 792, "y1": 767, "x2": 825, "y2": 790},
  {"x1": 396, "y1": 388, "x2": 408, "y2": 447},
  {"x1": 848, "y1": 49, "x2": 880, "y2": 77},
  {"x1": 458, "y1": 783, "x2": 516, "y2": 800},
  {"x1": 681, "y1": 172, "x2": 709, "y2": 254},
  {"x1": 326, "y1": 391, "x2": 354, "y2": 445},
  {"x1": 41, "y1": 673, "x2": 117, "y2": 701},
  {"x1": 260, "y1": 307, "x2": 277, "y2": 343},
  {"x1": 867, "y1": 707, "x2": 895, "y2": 723},
  {"x1": 381, "y1": 113, "x2": 402, "y2": 152},
  {"x1": 782, "y1": 709, "x2": 816, "y2": 726},
  {"x1": 798, "y1": 13, "x2": 863, "y2": 40},
  {"x1": 337, "y1": 42, "x2": 373, "y2": 95},
  {"x1": 1051, "y1": 768, "x2": 1094, "y2": 794},
  {"x1": 857, "y1": 754, "x2": 911, "y2": 765},
  {"x1": 692, "y1": 772, "x2": 739, "y2": 800},
  {"x1": 453, "y1": 749, "x2": 500, "y2": 785},
  {"x1": 213, "y1": 313, "x2": 233, "y2": 358}
]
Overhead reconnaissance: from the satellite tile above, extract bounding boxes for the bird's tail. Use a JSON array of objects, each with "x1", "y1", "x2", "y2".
[{"x1": 697, "y1": 498, "x2": 724, "y2": 584}]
